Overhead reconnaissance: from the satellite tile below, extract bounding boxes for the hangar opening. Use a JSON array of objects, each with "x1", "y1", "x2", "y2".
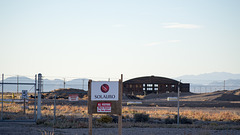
[{"x1": 123, "y1": 76, "x2": 190, "y2": 95}]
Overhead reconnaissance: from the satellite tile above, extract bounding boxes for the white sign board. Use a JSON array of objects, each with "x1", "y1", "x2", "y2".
[
  {"x1": 22, "y1": 90, "x2": 28, "y2": 99},
  {"x1": 68, "y1": 94, "x2": 79, "y2": 101},
  {"x1": 91, "y1": 81, "x2": 119, "y2": 101}
]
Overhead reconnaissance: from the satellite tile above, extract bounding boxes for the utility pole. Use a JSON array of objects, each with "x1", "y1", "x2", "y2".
[
  {"x1": 82, "y1": 79, "x2": 84, "y2": 90},
  {"x1": 64, "y1": 78, "x2": 66, "y2": 89},
  {"x1": 224, "y1": 80, "x2": 225, "y2": 90},
  {"x1": 17, "y1": 75, "x2": 19, "y2": 94}
]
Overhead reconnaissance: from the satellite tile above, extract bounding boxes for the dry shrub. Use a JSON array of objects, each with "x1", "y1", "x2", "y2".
[
  {"x1": 97, "y1": 115, "x2": 113, "y2": 123},
  {"x1": 122, "y1": 107, "x2": 138, "y2": 114},
  {"x1": 165, "y1": 115, "x2": 192, "y2": 124},
  {"x1": 134, "y1": 113, "x2": 149, "y2": 122}
]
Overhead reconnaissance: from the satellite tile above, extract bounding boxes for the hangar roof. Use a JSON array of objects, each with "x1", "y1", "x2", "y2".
[{"x1": 124, "y1": 75, "x2": 181, "y2": 84}]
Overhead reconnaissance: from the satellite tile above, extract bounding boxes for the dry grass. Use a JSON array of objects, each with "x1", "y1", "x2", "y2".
[
  {"x1": 122, "y1": 107, "x2": 240, "y2": 122},
  {"x1": 1, "y1": 102, "x2": 240, "y2": 130},
  {"x1": 1, "y1": 103, "x2": 240, "y2": 122},
  {"x1": 180, "y1": 110, "x2": 240, "y2": 122}
]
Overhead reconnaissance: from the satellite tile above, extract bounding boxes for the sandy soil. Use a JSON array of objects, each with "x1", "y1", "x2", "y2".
[
  {"x1": 0, "y1": 122, "x2": 240, "y2": 135},
  {"x1": 122, "y1": 89, "x2": 240, "y2": 108},
  {"x1": 1, "y1": 89, "x2": 240, "y2": 135}
]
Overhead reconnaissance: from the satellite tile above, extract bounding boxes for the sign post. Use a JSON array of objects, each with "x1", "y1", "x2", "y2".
[
  {"x1": 88, "y1": 75, "x2": 123, "y2": 135},
  {"x1": 118, "y1": 74, "x2": 123, "y2": 135},
  {"x1": 22, "y1": 90, "x2": 28, "y2": 114}
]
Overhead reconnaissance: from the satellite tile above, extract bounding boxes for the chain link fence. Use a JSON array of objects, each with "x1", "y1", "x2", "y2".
[{"x1": 0, "y1": 74, "x2": 37, "y2": 122}]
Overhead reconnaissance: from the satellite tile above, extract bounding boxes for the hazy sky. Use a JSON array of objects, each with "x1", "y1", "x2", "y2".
[{"x1": 1, "y1": 0, "x2": 240, "y2": 80}]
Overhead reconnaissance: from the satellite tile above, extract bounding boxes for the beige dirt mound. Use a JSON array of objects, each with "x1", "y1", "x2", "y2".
[
  {"x1": 213, "y1": 89, "x2": 240, "y2": 101},
  {"x1": 233, "y1": 89, "x2": 240, "y2": 95}
]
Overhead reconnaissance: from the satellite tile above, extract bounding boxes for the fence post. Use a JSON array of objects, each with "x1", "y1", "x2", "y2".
[
  {"x1": 37, "y1": 73, "x2": 42, "y2": 120},
  {"x1": 54, "y1": 93, "x2": 56, "y2": 124},
  {"x1": 1, "y1": 74, "x2": 4, "y2": 120},
  {"x1": 118, "y1": 74, "x2": 123, "y2": 135},
  {"x1": 177, "y1": 80, "x2": 181, "y2": 126},
  {"x1": 34, "y1": 74, "x2": 37, "y2": 121},
  {"x1": 24, "y1": 98, "x2": 26, "y2": 114},
  {"x1": 17, "y1": 75, "x2": 19, "y2": 94}
]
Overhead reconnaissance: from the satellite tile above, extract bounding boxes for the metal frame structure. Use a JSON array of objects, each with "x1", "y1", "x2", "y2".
[{"x1": 0, "y1": 74, "x2": 38, "y2": 122}]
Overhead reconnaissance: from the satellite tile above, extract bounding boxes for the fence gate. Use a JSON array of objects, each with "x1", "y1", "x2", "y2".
[{"x1": 0, "y1": 74, "x2": 40, "y2": 122}]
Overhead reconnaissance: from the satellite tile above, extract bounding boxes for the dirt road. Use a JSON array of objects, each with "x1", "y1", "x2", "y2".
[{"x1": 0, "y1": 122, "x2": 239, "y2": 135}]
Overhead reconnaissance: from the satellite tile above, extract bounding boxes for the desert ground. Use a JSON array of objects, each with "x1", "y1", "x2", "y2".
[
  {"x1": 0, "y1": 89, "x2": 240, "y2": 135},
  {"x1": 0, "y1": 122, "x2": 240, "y2": 135}
]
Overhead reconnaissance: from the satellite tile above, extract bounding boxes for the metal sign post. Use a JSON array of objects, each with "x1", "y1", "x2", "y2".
[{"x1": 22, "y1": 90, "x2": 28, "y2": 114}]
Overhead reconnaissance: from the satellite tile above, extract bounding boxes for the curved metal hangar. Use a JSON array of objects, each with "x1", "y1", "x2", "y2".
[{"x1": 123, "y1": 76, "x2": 190, "y2": 95}]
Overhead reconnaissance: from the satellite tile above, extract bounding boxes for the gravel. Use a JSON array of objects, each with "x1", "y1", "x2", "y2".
[{"x1": 0, "y1": 122, "x2": 240, "y2": 135}]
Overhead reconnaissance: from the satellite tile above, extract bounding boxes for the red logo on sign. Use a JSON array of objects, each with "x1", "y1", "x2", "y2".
[{"x1": 101, "y1": 84, "x2": 109, "y2": 93}]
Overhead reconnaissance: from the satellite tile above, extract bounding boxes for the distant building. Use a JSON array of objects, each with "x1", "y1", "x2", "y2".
[{"x1": 123, "y1": 76, "x2": 190, "y2": 95}]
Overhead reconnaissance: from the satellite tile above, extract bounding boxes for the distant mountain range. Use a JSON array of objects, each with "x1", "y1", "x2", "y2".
[
  {"x1": 175, "y1": 72, "x2": 240, "y2": 85},
  {"x1": 0, "y1": 76, "x2": 88, "y2": 92},
  {"x1": 1, "y1": 72, "x2": 240, "y2": 93},
  {"x1": 175, "y1": 72, "x2": 240, "y2": 93}
]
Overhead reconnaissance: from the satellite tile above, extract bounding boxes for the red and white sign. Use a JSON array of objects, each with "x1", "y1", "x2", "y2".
[
  {"x1": 97, "y1": 102, "x2": 111, "y2": 112},
  {"x1": 101, "y1": 84, "x2": 110, "y2": 93},
  {"x1": 91, "y1": 81, "x2": 119, "y2": 101},
  {"x1": 68, "y1": 94, "x2": 79, "y2": 101}
]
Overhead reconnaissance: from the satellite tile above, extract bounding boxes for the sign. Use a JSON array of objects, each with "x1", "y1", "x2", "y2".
[
  {"x1": 68, "y1": 94, "x2": 79, "y2": 101},
  {"x1": 97, "y1": 102, "x2": 111, "y2": 112},
  {"x1": 91, "y1": 81, "x2": 119, "y2": 101},
  {"x1": 88, "y1": 75, "x2": 123, "y2": 135},
  {"x1": 22, "y1": 90, "x2": 28, "y2": 99}
]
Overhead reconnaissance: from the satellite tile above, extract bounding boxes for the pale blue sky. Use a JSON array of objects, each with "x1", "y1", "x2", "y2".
[{"x1": 0, "y1": 0, "x2": 240, "y2": 80}]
